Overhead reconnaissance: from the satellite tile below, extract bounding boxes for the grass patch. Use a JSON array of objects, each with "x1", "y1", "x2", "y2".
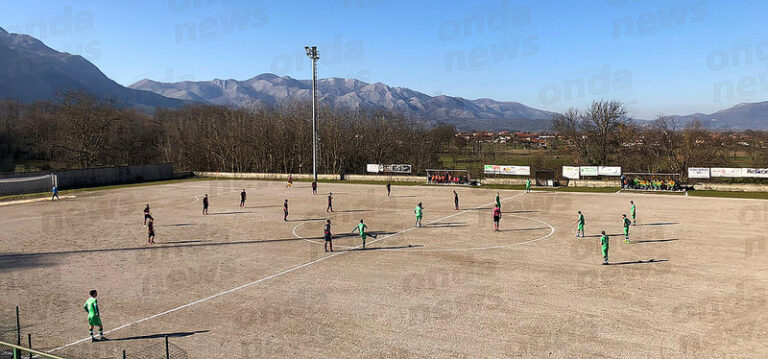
[{"x1": 688, "y1": 190, "x2": 768, "y2": 200}]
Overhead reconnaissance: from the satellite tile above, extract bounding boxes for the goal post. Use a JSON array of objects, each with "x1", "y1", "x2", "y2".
[
  {"x1": 0, "y1": 173, "x2": 56, "y2": 196},
  {"x1": 0, "y1": 340, "x2": 67, "y2": 359}
]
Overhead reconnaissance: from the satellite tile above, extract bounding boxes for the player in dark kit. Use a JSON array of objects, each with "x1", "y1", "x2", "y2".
[
  {"x1": 51, "y1": 185, "x2": 60, "y2": 201},
  {"x1": 493, "y1": 205, "x2": 501, "y2": 231},
  {"x1": 326, "y1": 193, "x2": 334, "y2": 213},
  {"x1": 324, "y1": 219, "x2": 333, "y2": 252},
  {"x1": 386, "y1": 182, "x2": 391, "y2": 198},
  {"x1": 312, "y1": 181, "x2": 317, "y2": 195},
  {"x1": 453, "y1": 190, "x2": 459, "y2": 210},
  {"x1": 202, "y1": 194, "x2": 209, "y2": 215},
  {"x1": 147, "y1": 217, "x2": 155, "y2": 245},
  {"x1": 283, "y1": 199, "x2": 289, "y2": 221},
  {"x1": 143, "y1": 204, "x2": 151, "y2": 226},
  {"x1": 240, "y1": 189, "x2": 246, "y2": 208}
]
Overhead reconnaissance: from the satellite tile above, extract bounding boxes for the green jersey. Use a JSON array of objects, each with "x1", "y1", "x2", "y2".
[
  {"x1": 631, "y1": 205, "x2": 636, "y2": 216},
  {"x1": 526, "y1": 180, "x2": 531, "y2": 188},
  {"x1": 578, "y1": 214, "x2": 585, "y2": 225},
  {"x1": 355, "y1": 223, "x2": 368, "y2": 239},
  {"x1": 601, "y1": 235, "x2": 609, "y2": 250},
  {"x1": 84, "y1": 297, "x2": 99, "y2": 318},
  {"x1": 623, "y1": 217, "x2": 631, "y2": 228},
  {"x1": 414, "y1": 206, "x2": 422, "y2": 217}
]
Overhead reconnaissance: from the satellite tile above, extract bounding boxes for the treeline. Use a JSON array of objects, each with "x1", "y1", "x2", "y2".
[
  {"x1": 0, "y1": 91, "x2": 454, "y2": 174},
  {"x1": 552, "y1": 100, "x2": 768, "y2": 174}
]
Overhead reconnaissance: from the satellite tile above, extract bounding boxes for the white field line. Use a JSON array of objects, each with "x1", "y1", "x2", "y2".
[{"x1": 48, "y1": 192, "x2": 530, "y2": 353}]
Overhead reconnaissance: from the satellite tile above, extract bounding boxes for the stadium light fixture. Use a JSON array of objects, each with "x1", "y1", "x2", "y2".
[{"x1": 305, "y1": 45, "x2": 319, "y2": 182}]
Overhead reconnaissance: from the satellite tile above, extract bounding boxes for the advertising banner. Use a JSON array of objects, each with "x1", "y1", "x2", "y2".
[
  {"x1": 579, "y1": 166, "x2": 598, "y2": 177},
  {"x1": 710, "y1": 168, "x2": 742, "y2": 178},
  {"x1": 598, "y1": 166, "x2": 622, "y2": 176},
  {"x1": 562, "y1": 166, "x2": 580, "y2": 179},
  {"x1": 741, "y1": 168, "x2": 768, "y2": 178},
  {"x1": 484, "y1": 165, "x2": 531, "y2": 176},
  {"x1": 687, "y1": 167, "x2": 710, "y2": 179}
]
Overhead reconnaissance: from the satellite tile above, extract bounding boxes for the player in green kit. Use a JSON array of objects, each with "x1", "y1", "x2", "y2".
[
  {"x1": 352, "y1": 219, "x2": 376, "y2": 249},
  {"x1": 414, "y1": 202, "x2": 423, "y2": 228},
  {"x1": 600, "y1": 231, "x2": 609, "y2": 265},
  {"x1": 622, "y1": 214, "x2": 631, "y2": 243},
  {"x1": 630, "y1": 201, "x2": 637, "y2": 226},
  {"x1": 495, "y1": 193, "x2": 501, "y2": 209},
  {"x1": 575, "y1": 211, "x2": 585, "y2": 238},
  {"x1": 525, "y1": 179, "x2": 531, "y2": 193},
  {"x1": 84, "y1": 290, "x2": 105, "y2": 341}
]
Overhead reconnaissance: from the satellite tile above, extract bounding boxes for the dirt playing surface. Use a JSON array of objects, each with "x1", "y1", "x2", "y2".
[{"x1": 1, "y1": 179, "x2": 766, "y2": 358}]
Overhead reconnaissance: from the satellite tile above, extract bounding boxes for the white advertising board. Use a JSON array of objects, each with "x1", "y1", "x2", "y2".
[
  {"x1": 742, "y1": 168, "x2": 768, "y2": 178},
  {"x1": 366, "y1": 164, "x2": 380, "y2": 173},
  {"x1": 687, "y1": 167, "x2": 710, "y2": 179},
  {"x1": 484, "y1": 165, "x2": 531, "y2": 176},
  {"x1": 562, "y1": 166, "x2": 580, "y2": 179},
  {"x1": 580, "y1": 166, "x2": 598, "y2": 177},
  {"x1": 710, "y1": 167, "x2": 742, "y2": 178},
  {"x1": 598, "y1": 166, "x2": 622, "y2": 176}
]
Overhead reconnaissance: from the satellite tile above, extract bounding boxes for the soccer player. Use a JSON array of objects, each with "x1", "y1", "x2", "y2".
[
  {"x1": 285, "y1": 174, "x2": 293, "y2": 188},
  {"x1": 575, "y1": 211, "x2": 585, "y2": 238},
  {"x1": 630, "y1": 200, "x2": 637, "y2": 226},
  {"x1": 326, "y1": 193, "x2": 334, "y2": 213},
  {"x1": 202, "y1": 194, "x2": 209, "y2": 215},
  {"x1": 143, "y1": 204, "x2": 151, "y2": 226},
  {"x1": 453, "y1": 190, "x2": 459, "y2": 210},
  {"x1": 352, "y1": 219, "x2": 377, "y2": 249},
  {"x1": 324, "y1": 219, "x2": 333, "y2": 252},
  {"x1": 84, "y1": 290, "x2": 104, "y2": 341},
  {"x1": 240, "y1": 189, "x2": 247, "y2": 208},
  {"x1": 312, "y1": 181, "x2": 318, "y2": 195},
  {"x1": 386, "y1": 182, "x2": 391, "y2": 198},
  {"x1": 51, "y1": 185, "x2": 60, "y2": 201},
  {"x1": 283, "y1": 199, "x2": 289, "y2": 221},
  {"x1": 414, "y1": 202, "x2": 424, "y2": 228},
  {"x1": 622, "y1": 214, "x2": 631, "y2": 243},
  {"x1": 147, "y1": 217, "x2": 155, "y2": 245},
  {"x1": 495, "y1": 192, "x2": 501, "y2": 209},
  {"x1": 525, "y1": 179, "x2": 532, "y2": 193},
  {"x1": 492, "y1": 205, "x2": 501, "y2": 231},
  {"x1": 600, "y1": 231, "x2": 609, "y2": 265}
]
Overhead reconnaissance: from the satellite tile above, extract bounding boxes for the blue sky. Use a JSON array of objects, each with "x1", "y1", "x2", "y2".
[{"x1": 1, "y1": 0, "x2": 766, "y2": 118}]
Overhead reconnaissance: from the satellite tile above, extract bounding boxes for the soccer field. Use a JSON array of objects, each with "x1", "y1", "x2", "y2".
[{"x1": 1, "y1": 179, "x2": 766, "y2": 358}]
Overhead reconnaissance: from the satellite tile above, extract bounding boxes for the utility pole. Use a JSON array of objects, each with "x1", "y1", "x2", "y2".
[{"x1": 305, "y1": 46, "x2": 319, "y2": 182}]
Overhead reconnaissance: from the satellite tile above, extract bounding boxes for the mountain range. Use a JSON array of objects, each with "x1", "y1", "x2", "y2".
[
  {"x1": 0, "y1": 27, "x2": 187, "y2": 110},
  {"x1": 2, "y1": 26, "x2": 768, "y2": 131},
  {"x1": 129, "y1": 75, "x2": 557, "y2": 131}
]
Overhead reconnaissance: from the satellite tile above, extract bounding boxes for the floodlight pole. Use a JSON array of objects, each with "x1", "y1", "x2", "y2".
[{"x1": 305, "y1": 46, "x2": 319, "y2": 182}]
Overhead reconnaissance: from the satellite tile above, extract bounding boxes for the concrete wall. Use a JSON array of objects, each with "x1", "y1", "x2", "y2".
[
  {"x1": 566, "y1": 178, "x2": 621, "y2": 188},
  {"x1": 195, "y1": 172, "x2": 425, "y2": 183},
  {"x1": 0, "y1": 164, "x2": 174, "y2": 196},
  {"x1": 481, "y1": 178, "x2": 527, "y2": 186},
  {"x1": 345, "y1": 174, "x2": 426, "y2": 183},
  {"x1": 694, "y1": 182, "x2": 768, "y2": 192},
  {"x1": 195, "y1": 172, "x2": 341, "y2": 181},
  {"x1": 194, "y1": 172, "x2": 768, "y2": 192}
]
